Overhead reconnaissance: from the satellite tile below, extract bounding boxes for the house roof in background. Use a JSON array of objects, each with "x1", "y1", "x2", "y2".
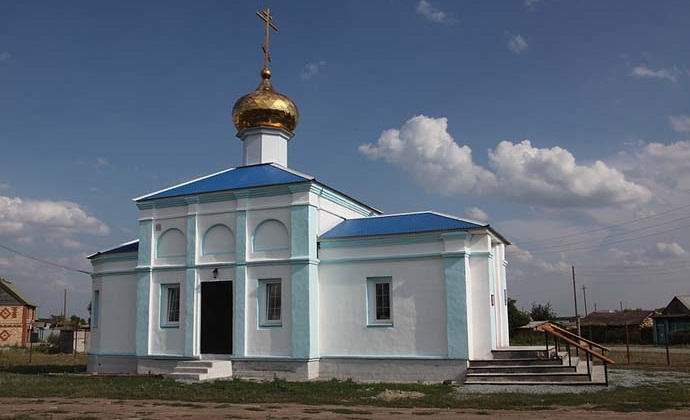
[
  {"x1": 320, "y1": 211, "x2": 507, "y2": 241},
  {"x1": 87, "y1": 240, "x2": 139, "y2": 259},
  {"x1": 581, "y1": 310, "x2": 655, "y2": 327},
  {"x1": 0, "y1": 278, "x2": 36, "y2": 308}
]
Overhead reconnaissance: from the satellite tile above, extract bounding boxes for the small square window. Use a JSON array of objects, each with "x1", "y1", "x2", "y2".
[
  {"x1": 367, "y1": 277, "x2": 393, "y2": 326},
  {"x1": 161, "y1": 284, "x2": 180, "y2": 328},
  {"x1": 259, "y1": 279, "x2": 282, "y2": 327}
]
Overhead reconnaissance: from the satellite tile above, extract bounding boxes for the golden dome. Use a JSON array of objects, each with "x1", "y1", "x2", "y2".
[{"x1": 232, "y1": 67, "x2": 299, "y2": 134}]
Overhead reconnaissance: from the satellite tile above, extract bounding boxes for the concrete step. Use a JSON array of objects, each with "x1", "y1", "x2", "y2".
[
  {"x1": 172, "y1": 367, "x2": 209, "y2": 374},
  {"x1": 464, "y1": 380, "x2": 605, "y2": 386},
  {"x1": 467, "y1": 365, "x2": 577, "y2": 374},
  {"x1": 491, "y1": 349, "x2": 553, "y2": 359},
  {"x1": 165, "y1": 372, "x2": 203, "y2": 382},
  {"x1": 469, "y1": 358, "x2": 564, "y2": 367},
  {"x1": 177, "y1": 361, "x2": 215, "y2": 368},
  {"x1": 465, "y1": 372, "x2": 591, "y2": 383}
]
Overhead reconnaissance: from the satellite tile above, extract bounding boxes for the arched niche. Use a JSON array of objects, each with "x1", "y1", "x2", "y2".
[
  {"x1": 252, "y1": 219, "x2": 289, "y2": 252},
  {"x1": 202, "y1": 224, "x2": 235, "y2": 256},
  {"x1": 156, "y1": 228, "x2": 186, "y2": 259}
]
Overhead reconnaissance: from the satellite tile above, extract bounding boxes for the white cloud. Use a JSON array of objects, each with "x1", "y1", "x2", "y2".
[
  {"x1": 416, "y1": 0, "x2": 454, "y2": 24},
  {"x1": 0, "y1": 194, "x2": 109, "y2": 238},
  {"x1": 0, "y1": 182, "x2": 9, "y2": 191},
  {"x1": 94, "y1": 157, "x2": 111, "y2": 168},
  {"x1": 669, "y1": 115, "x2": 690, "y2": 133},
  {"x1": 631, "y1": 65, "x2": 679, "y2": 83},
  {"x1": 465, "y1": 207, "x2": 489, "y2": 223},
  {"x1": 507, "y1": 34, "x2": 529, "y2": 54},
  {"x1": 359, "y1": 115, "x2": 497, "y2": 195},
  {"x1": 623, "y1": 140, "x2": 690, "y2": 191},
  {"x1": 489, "y1": 140, "x2": 651, "y2": 208},
  {"x1": 525, "y1": 0, "x2": 541, "y2": 10},
  {"x1": 655, "y1": 241, "x2": 686, "y2": 258},
  {"x1": 0, "y1": 52, "x2": 10, "y2": 63},
  {"x1": 301, "y1": 61, "x2": 326, "y2": 81},
  {"x1": 360, "y1": 115, "x2": 650, "y2": 208}
]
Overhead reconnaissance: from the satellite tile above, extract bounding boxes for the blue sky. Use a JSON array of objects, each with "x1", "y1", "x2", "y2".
[{"x1": 1, "y1": 0, "x2": 690, "y2": 317}]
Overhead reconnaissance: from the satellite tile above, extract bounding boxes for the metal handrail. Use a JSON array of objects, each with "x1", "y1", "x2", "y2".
[
  {"x1": 546, "y1": 322, "x2": 611, "y2": 353},
  {"x1": 536, "y1": 322, "x2": 614, "y2": 386}
]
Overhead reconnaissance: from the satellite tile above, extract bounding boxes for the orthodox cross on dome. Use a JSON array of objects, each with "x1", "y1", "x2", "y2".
[{"x1": 256, "y1": 8, "x2": 278, "y2": 69}]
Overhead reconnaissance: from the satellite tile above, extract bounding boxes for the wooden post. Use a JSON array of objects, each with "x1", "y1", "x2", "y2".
[
  {"x1": 625, "y1": 322, "x2": 630, "y2": 365},
  {"x1": 665, "y1": 320, "x2": 671, "y2": 367}
]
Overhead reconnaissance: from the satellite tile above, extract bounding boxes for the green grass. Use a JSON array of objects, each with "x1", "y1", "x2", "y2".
[
  {"x1": 0, "y1": 350, "x2": 689, "y2": 412},
  {"x1": 0, "y1": 374, "x2": 689, "y2": 412}
]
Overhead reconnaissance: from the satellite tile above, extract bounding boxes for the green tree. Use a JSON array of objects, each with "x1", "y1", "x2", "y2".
[
  {"x1": 508, "y1": 298, "x2": 530, "y2": 331},
  {"x1": 530, "y1": 302, "x2": 556, "y2": 321}
]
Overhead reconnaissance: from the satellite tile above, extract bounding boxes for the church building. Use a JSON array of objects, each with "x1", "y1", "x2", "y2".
[{"x1": 87, "y1": 10, "x2": 511, "y2": 382}]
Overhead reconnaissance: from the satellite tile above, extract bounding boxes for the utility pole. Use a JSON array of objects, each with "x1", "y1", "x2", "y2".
[
  {"x1": 582, "y1": 285, "x2": 589, "y2": 316},
  {"x1": 620, "y1": 301, "x2": 624, "y2": 312},
  {"x1": 63, "y1": 289, "x2": 67, "y2": 325},
  {"x1": 572, "y1": 265, "x2": 580, "y2": 336},
  {"x1": 594, "y1": 303, "x2": 598, "y2": 312}
]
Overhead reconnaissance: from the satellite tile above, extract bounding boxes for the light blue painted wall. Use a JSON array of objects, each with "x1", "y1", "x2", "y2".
[
  {"x1": 183, "y1": 215, "x2": 197, "y2": 356},
  {"x1": 443, "y1": 256, "x2": 469, "y2": 359},
  {"x1": 290, "y1": 205, "x2": 319, "y2": 358},
  {"x1": 138, "y1": 220, "x2": 152, "y2": 266},
  {"x1": 135, "y1": 271, "x2": 150, "y2": 356},
  {"x1": 234, "y1": 210, "x2": 247, "y2": 357}
]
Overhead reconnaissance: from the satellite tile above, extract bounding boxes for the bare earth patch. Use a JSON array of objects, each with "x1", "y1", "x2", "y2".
[
  {"x1": 2, "y1": 398, "x2": 690, "y2": 419},
  {"x1": 375, "y1": 389, "x2": 426, "y2": 401}
]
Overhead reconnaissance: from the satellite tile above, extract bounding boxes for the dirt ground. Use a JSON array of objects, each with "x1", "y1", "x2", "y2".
[{"x1": 3, "y1": 398, "x2": 690, "y2": 420}]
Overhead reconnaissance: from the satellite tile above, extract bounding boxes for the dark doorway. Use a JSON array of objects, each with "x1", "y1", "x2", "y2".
[{"x1": 200, "y1": 281, "x2": 233, "y2": 354}]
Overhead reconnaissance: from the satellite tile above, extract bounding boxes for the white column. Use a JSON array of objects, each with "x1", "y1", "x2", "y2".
[{"x1": 238, "y1": 127, "x2": 292, "y2": 166}]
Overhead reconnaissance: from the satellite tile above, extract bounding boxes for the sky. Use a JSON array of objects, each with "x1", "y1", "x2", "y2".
[{"x1": 1, "y1": 0, "x2": 690, "y2": 318}]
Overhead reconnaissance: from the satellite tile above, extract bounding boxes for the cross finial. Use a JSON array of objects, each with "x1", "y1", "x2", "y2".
[{"x1": 256, "y1": 8, "x2": 279, "y2": 71}]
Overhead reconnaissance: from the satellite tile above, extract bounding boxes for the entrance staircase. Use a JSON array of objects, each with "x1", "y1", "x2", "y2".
[
  {"x1": 164, "y1": 360, "x2": 233, "y2": 382},
  {"x1": 465, "y1": 323, "x2": 614, "y2": 386}
]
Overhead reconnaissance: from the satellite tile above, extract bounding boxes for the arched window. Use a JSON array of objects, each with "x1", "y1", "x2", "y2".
[
  {"x1": 202, "y1": 224, "x2": 235, "y2": 256},
  {"x1": 157, "y1": 228, "x2": 186, "y2": 259},
  {"x1": 253, "y1": 219, "x2": 289, "y2": 252}
]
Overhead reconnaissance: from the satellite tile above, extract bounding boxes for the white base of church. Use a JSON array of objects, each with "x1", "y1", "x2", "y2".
[{"x1": 87, "y1": 354, "x2": 468, "y2": 383}]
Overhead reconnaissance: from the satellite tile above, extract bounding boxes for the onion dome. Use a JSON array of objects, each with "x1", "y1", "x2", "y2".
[{"x1": 232, "y1": 67, "x2": 299, "y2": 134}]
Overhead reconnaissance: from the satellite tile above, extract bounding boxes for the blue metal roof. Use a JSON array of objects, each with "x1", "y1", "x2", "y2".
[
  {"x1": 87, "y1": 240, "x2": 139, "y2": 259},
  {"x1": 320, "y1": 212, "x2": 485, "y2": 239},
  {"x1": 135, "y1": 163, "x2": 313, "y2": 202}
]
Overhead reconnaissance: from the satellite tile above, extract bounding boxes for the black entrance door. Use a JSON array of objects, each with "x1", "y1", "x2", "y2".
[{"x1": 200, "y1": 281, "x2": 233, "y2": 354}]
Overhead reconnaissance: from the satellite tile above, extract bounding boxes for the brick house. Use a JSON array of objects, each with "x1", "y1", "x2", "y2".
[{"x1": 0, "y1": 278, "x2": 36, "y2": 348}]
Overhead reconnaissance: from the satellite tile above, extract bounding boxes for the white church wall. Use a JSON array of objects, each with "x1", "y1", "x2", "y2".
[
  {"x1": 149, "y1": 269, "x2": 186, "y2": 356},
  {"x1": 90, "y1": 274, "x2": 137, "y2": 356},
  {"x1": 316, "y1": 195, "x2": 368, "y2": 235},
  {"x1": 245, "y1": 263, "x2": 292, "y2": 357},
  {"x1": 318, "y1": 258, "x2": 447, "y2": 357},
  {"x1": 153, "y1": 217, "x2": 187, "y2": 266},
  {"x1": 197, "y1": 212, "x2": 237, "y2": 264},
  {"x1": 247, "y1": 208, "x2": 291, "y2": 261},
  {"x1": 468, "y1": 249, "x2": 493, "y2": 359},
  {"x1": 319, "y1": 239, "x2": 443, "y2": 260}
]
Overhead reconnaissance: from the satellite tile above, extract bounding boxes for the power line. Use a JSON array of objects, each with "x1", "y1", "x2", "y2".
[
  {"x1": 515, "y1": 202, "x2": 690, "y2": 246},
  {"x1": 0, "y1": 243, "x2": 91, "y2": 276},
  {"x1": 524, "y1": 213, "x2": 690, "y2": 252},
  {"x1": 527, "y1": 222, "x2": 690, "y2": 256}
]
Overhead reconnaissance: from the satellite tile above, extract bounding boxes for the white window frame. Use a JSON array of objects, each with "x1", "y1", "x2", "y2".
[
  {"x1": 160, "y1": 283, "x2": 180, "y2": 328},
  {"x1": 258, "y1": 278, "x2": 282, "y2": 327},
  {"x1": 366, "y1": 277, "x2": 393, "y2": 327},
  {"x1": 92, "y1": 290, "x2": 100, "y2": 329}
]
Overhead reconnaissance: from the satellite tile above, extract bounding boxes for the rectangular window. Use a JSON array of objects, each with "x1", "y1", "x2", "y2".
[
  {"x1": 367, "y1": 277, "x2": 393, "y2": 326},
  {"x1": 259, "y1": 279, "x2": 282, "y2": 327},
  {"x1": 92, "y1": 290, "x2": 100, "y2": 328},
  {"x1": 375, "y1": 282, "x2": 391, "y2": 320},
  {"x1": 161, "y1": 284, "x2": 180, "y2": 327}
]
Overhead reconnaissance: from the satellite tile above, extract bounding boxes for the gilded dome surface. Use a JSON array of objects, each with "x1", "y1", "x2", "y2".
[{"x1": 232, "y1": 68, "x2": 299, "y2": 134}]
